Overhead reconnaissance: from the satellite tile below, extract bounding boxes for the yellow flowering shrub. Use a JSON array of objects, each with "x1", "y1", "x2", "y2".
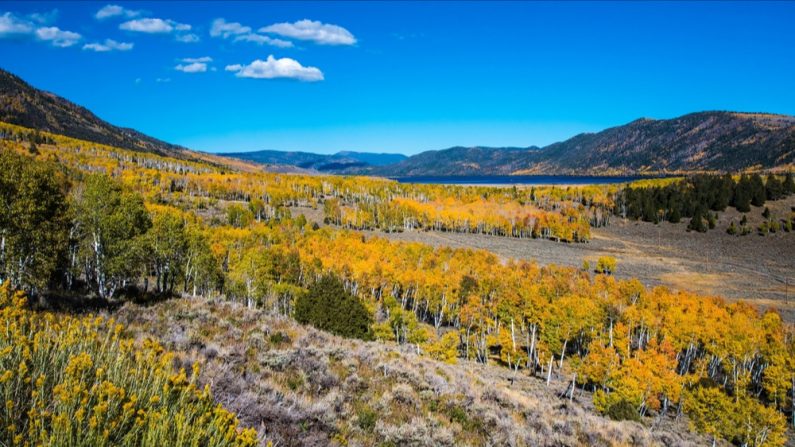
[{"x1": 0, "y1": 284, "x2": 258, "y2": 447}]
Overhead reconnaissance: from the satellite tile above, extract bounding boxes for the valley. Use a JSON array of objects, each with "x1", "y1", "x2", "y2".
[
  {"x1": 2, "y1": 5, "x2": 795, "y2": 443},
  {"x1": 290, "y1": 194, "x2": 795, "y2": 318}
]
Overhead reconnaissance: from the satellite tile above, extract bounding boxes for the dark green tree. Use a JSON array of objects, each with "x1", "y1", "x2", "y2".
[
  {"x1": 72, "y1": 174, "x2": 151, "y2": 299},
  {"x1": 783, "y1": 172, "x2": 795, "y2": 194},
  {"x1": 668, "y1": 206, "x2": 681, "y2": 223},
  {"x1": 294, "y1": 274, "x2": 373, "y2": 340},
  {"x1": 750, "y1": 173, "x2": 766, "y2": 207},
  {"x1": 732, "y1": 175, "x2": 752, "y2": 213},
  {"x1": 765, "y1": 174, "x2": 784, "y2": 201},
  {"x1": 688, "y1": 205, "x2": 707, "y2": 232},
  {"x1": 0, "y1": 151, "x2": 70, "y2": 294}
]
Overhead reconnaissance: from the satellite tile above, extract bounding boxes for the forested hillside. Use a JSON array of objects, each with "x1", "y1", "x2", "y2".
[
  {"x1": 223, "y1": 149, "x2": 407, "y2": 172},
  {"x1": 0, "y1": 68, "x2": 187, "y2": 157},
  {"x1": 2, "y1": 122, "x2": 795, "y2": 446},
  {"x1": 368, "y1": 112, "x2": 795, "y2": 176}
]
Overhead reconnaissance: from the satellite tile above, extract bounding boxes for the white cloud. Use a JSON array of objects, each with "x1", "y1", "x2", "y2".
[
  {"x1": 28, "y1": 10, "x2": 58, "y2": 25},
  {"x1": 210, "y1": 18, "x2": 250, "y2": 38},
  {"x1": 175, "y1": 33, "x2": 199, "y2": 43},
  {"x1": 260, "y1": 19, "x2": 355, "y2": 45},
  {"x1": 225, "y1": 56, "x2": 323, "y2": 82},
  {"x1": 95, "y1": 4, "x2": 141, "y2": 20},
  {"x1": 182, "y1": 56, "x2": 212, "y2": 63},
  {"x1": 120, "y1": 17, "x2": 190, "y2": 33},
  {"x1": 0, "y1": 12, "x2": 34, "y2": 36},
  {"x1": 234, "y1": 33, "x2": 292, "y2": 48},
  {"x1": 175, "y1": 62, "x2": 207, "y2": 73},
  {"x1": 156, "y1": 77, "x2": 171, "y2": 83},
  {"x1": 35, "y1": 26, "x2": 81, "y2": 47},
  {"x1": 82, "y1": 38, "x2": 133, "y2": 52},
  {"x1": 210, "y1": 18, "x2": 293, "y2": 48},
  {"x1": 175, "y1": 57, "x2": 212, "y2": 73},
  {"x1": 1, "y1": 12, "x2": 80, "y2": 48}
]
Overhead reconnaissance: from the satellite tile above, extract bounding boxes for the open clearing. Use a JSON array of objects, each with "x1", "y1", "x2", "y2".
[{"x1": 292, "y1": 195, "x2": 795, "y2": 320}]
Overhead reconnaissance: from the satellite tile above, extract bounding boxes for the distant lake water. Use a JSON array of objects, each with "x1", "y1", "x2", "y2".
[{"x1": 391, "y1": 175, "x2": 652, "y2": 186}]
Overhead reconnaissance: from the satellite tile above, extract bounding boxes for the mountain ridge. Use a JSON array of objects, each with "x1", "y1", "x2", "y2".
[
  {"x1": 367, "y1": 111, "x2": 795, "y2": 176},
  {"x1": 220, "y1": 149, "x2": 407, "y2": 172},
  {"x1": 1, "y1": 67, "x2": 792, "y2": 176},
  {"x1": 0, "y1": 68, "x2": 188, "y2": 157}
]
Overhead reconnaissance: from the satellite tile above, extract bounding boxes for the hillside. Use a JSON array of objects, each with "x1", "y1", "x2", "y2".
[
  {"x1": 370, "y1": 112, "x2": 795, "y2": 176},
  {"x1": 223, "y1": 149, "x2": 407, "y2": 172},
  {"x1": 2, "y1": 117, "x2": 790, "y2": 447},
  {"x1": 0, "y1": 68, "x2": 186, "y2": 157},
  {"x1": 116, "y1": 297, "x2": 711, "y2": 447},
  {"x1": 371, "y1": 146, "x2": 541, "y2": 176},
  {"x1": 532, "y1": 112, "x2": 795, "y2": 174}
]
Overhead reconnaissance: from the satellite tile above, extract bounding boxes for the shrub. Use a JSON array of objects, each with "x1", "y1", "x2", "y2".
[
  {"x1": 269, "y1": 331, "x2": 289, "y2": 345},
  {"x1": 604, "y1": 399, "x2": 641, "y2": 423},
  {"x1": 707, "y1": 212, "x2": 717, "y2": 229},
  {"x1": 294, "y1": 274, "x2": 373, "y2": 340},
  {"x1": 423, "y1": 331, "x2": 460, "y2": 364},
  {"x1": 0, "y1": 284, "x2": 257, "y2": 446},
  {"x1": 356, "y1": 406, "x2": 377, "y2": 432},
  {"x1": 726, "y1": 221, "x2": 738, "y2": 235},
  {"x1": 595, "y1": 256, "x2": 617, "y2": 275}
]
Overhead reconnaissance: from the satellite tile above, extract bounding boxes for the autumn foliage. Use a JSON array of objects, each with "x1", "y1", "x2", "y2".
[
  {"x1": 0, "y1": 284, "x2": 257, "y2": 446},
  {"x1": 2, "y1": 122, "x2": 795, "y2": 445}
]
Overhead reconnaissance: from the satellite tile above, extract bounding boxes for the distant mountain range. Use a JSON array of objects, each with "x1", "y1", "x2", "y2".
[
  {"x1": 366, "y1": 112, "x2": 795, "y2": 176},
  {"x1": 221, "y1": 149, "x2": 407, "y2": 172},
  {"x1": 1, "y1": 67, "x2": 792, "y2": 176},
  {"x1": 224, "y1": 112, "x2": 794, "y2": 176}
]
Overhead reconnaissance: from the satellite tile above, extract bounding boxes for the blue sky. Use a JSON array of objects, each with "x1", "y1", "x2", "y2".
[{"x1": 1, "y1": 1, "x2": 794, "y2": 155}]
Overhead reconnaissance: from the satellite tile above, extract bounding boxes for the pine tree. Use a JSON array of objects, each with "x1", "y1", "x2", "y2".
[
  {"x1": 688, "y1": 205, "x2": 707, "y2": 232},
  {"x1": 733, "y1": 175, "x2": 752, "y2": 213},
  {"x1": 715, "y1": 174, "x2": 734, "y2": 211},
  {"x1": 783, "y1": 172, "x2": 795, "y2": 194},
  {"x1": 668, "y1": 206, "x2": 681, "y2": 223},
  {"x1": 750, "y1": 173, "x2": 766, "y2": 207},
  {"x1": 765, "y1": 174, "x2": 784, "y2": 201},
  {"x1": 294, "y1": 274, "x2": 374, "y2": 340}
]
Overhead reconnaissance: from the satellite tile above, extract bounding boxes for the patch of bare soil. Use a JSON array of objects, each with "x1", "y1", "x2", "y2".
[{"x1": 291, "y1": 196, "x2": 795, "y2": 320}]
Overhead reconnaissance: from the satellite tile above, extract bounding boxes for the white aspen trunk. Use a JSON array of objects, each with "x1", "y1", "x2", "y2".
[
  {"x1": 569, "y1": 374, "x2": 576, "y2": 401},
  {"x1": 609, "y1": 320, "x2": 613, "y2": 348}
]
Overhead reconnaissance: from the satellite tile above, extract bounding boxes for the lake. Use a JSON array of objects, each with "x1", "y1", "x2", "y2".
[{"x1": 391, "y1": 175, "x2": 652, "y2": 186}]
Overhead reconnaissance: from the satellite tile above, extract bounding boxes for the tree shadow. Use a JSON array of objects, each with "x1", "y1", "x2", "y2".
[{"x1": 31, "y1": 285, "x2": 178, "y2": 315}]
